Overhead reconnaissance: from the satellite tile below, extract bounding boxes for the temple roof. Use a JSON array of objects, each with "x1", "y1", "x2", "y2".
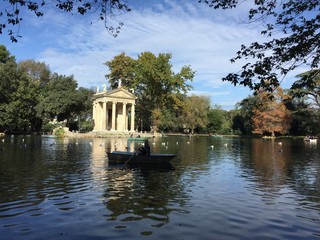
[{"x1": 93, "y1": 87, "x2": 137, "y2": 101}]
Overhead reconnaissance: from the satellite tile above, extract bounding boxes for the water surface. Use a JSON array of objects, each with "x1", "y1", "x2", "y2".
[{"x1": 0, "y1": 135, "x2": 319, "y2": 239}]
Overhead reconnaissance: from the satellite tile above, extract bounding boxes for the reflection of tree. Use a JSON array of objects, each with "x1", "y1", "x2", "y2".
[
  {"x1": 250, "y1": 138, "x2": 288, "y2": 187},
  {"x1": 240, "y1": 138, "x2": 320, "y2": 208},
  {"x1": 0, "y1": 136, "x2": 93, "y2": 216},
  {"x1": 286, "y1": 143, "x2": 320, "y2": 204}
]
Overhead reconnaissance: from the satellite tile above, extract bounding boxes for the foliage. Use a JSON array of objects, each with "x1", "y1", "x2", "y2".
[
  {"x1": 53, "y1": 127, "x2": 65, "y2": 137},
  {"x1": 0, "y1": 45, "x2": 42, "y2": 132},
  {"x1": 105, "y1": 52, "x2": 136, "y2": 89},
  {"x1": 7, "y1": 76, "x2": 41, "y2": 132},
  {"x1": 35, "y1": 73, "x2": 88, "y2": 124},
  {"x1": 180, "y1": 95, "x2": 210, "y2": 134},
  {"x1": 105, "y1": 52, "x2": 194, "y2": 131},
  {"x1": 0, "y1": 45, "x2": 19, "y2": 104},
  {"x1": 77, "y1": 87, "x2": 95, "y2": 120},
  {"x1": 41, "y1": 122, "x2": 56, "y2": 133},
  {"x1": 252, "y1": 87, "x2": 291, "y2": 136},
  {"x1": 151, "y1": 107, "x2": 181, "y2": 132},
  {"x1": 233, "y1": 95, "x2": 259, "y2": 135},
  {"x1": 79, "y1": 120, "x2": 94, "y2": 132},
  {"x1": 200, "y1": 0, "x2": 320, "y2": 91},
  {"x1": 2, "y1": 42, "x2": 320, "y2": 136},
  {"x1": 285, "y1": 95, "x2": 320, "y2": 136},
  {"x1": 291, "y1": 70, "x2": 320, "y2": 108},
  {"x1": 19, "y1": 59, "x2": 51, "y2": 87},
  {"x1": 1, "y1": 0, "x2": 131, "y2": 42},
  {"x1": 207, "y1": 105, "x2": 227, "y2": 134}
]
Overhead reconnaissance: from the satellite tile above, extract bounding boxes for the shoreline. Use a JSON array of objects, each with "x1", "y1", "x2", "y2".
[{"x1": 0, "y1": 131, "x2": 309, "y2": 139}]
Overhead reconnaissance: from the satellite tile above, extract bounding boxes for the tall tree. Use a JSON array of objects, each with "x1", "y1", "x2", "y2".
[
  {"x1": 77, "y1": 87, "x2": 95, "y2": 120},
  {"x1": 19, "y1": 59, "x2": 51, "y2": 87},
  {"x1": 200, "y1": 0, "x2": 320, "y2": 91},
  {"x1": 36, "y1": 73, "x2": 84, "y2": 123},
  {"x1": 285, "y1": 96, "x2": 320, "y2": 136},
  {"x1": 207, "y1": 105, "x2": 227, "y2": 134},
  {"x1": 134, "y1": 52, "x2": 193, "y2": 130},
  {"x1": 180, "y1": 95, "x2": 210, "y2": 134},
  {"x1": 1, "y1": 0, "x2": 131, "y2": 42},
  {"x1": 252, "y1": 87, "x2": 291, "y2": 137},
  {"x1": 105, "y1": 52, "x2": 194, "y2": 131},
  {"x1": 3, "y1": 76, "x2": 41, "y2": 132},
  {"x1": 0, "y1": 45, "x2": 19, "y2": 104},
  {"x1": 291, "y1": 70, "x2": 320, "y2": 108},
  {"x1": 233, "y1": 95, "x2": 259, "y2": 135},
  {"x1": 105, "y1": 52, "x2": 136, "y2": 89},
  {"x1": 0, "y1": 45, "x2": 42, "y2": 132}
]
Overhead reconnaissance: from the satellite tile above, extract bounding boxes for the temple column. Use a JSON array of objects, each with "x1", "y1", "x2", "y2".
[
  {"x1": 111, "y1": 102, "x2": 116, "y2": 131},
  {"x1": 106, "y1": 102, "x2": 109, "y2": 130},
  {"x1": 92, "y1": 102, "x2": 96, "y2": 130},
  {"x1": 102, "y1": 102, "x2": 107, "y2": 130},
  {"x1": 123, "y1": 103, "x2": 127, "y2": 131},
  {"x1": 130, "y1": 104, "x2": 135, "y2": 132},
  {"x1": 96, "y1": 102, "x2": 101, "y2": 130}
]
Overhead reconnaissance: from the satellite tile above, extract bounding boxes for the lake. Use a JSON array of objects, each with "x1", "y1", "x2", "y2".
[{"x1": 0, "y1": 135, "x2": 319, "y2": 240}]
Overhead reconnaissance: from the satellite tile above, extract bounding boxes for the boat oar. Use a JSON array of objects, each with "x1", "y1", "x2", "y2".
[
  {"x1": 124, "y1": 134, "x2": 146, "y2": 166},
  {"x1": 124, "y1": 152, "x2": 136, "y2": 165}
]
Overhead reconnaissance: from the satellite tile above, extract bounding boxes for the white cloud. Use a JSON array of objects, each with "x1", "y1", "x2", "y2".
[{"x1": 6, "y1": 0, "x2": 271, "y2": 108}]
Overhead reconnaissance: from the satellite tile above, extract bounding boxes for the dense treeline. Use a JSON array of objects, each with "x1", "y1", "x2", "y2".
[
  {"x1": 232, "y1": 85, "x2": 319, "y2": 137},
  {"x1": 0, "y1": 45, "x2": 94, "y2": 134},
  {"x1": 0, "y1": 45, "x2": 319, "y2": 136}
]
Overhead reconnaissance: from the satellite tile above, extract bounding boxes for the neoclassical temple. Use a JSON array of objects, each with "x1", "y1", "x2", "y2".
[{"x1": 92, "y1": 84, "x2": 137, "y2": 132}]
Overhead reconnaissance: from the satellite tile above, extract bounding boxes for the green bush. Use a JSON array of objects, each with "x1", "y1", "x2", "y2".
[
  {"x1": 53, "y1": 127, "x2": 65, "y2": 137},
  {"x1": 42, "y1": 123, "x2": 56, "y2": 133}
]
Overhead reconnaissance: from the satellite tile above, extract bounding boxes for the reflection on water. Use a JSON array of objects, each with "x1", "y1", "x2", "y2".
[{"x1": 0, "y1": 135, "x2": 319, "y2": 239}]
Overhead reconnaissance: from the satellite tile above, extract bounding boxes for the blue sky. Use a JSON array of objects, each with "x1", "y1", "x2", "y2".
[{"x1": 1, "y1": 0, "x2": 305, "y2": 109}]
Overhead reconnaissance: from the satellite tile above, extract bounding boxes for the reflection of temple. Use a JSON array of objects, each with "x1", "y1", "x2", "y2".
[
  {"x1": 92, "y1": 84, "x2": 137, "y2": 132},
  {"x1": 89, "y1": 138, "x2": 108, "y2": 182}
]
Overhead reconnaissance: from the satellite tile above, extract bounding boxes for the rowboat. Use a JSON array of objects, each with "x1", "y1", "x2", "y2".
[{"x1": 107, "y1": 151, "x2": 175, "y2": 165}]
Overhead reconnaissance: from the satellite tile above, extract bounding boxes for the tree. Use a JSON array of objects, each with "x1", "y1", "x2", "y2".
[
  {"x1": 180, "y1": 95, "x2": 210, "y2": 134},
  {"x1": 0, "y1": 45, "x2": 42, "y2": 132},
  {"x1": 233, "y1": 95, "x2": 259, "y2": 135},
  {"x1": 1, "y1": 0, "x2": 131, "y2": 42},
  {"x1": 207, "y1": 105, "x2": 226, "y2": 134},
  {"x1": 252, "y1": 87, "x2": 291, "y2": 137},
  {"x1": 105, "y1": 52, "x2": 136, "y2": 89},
  {"x1": 19, "y1": 59, "x2": 51, "y2": 87},
  {"x1": 4, "y1": 76, "x2": 41, "y2": 132},
  {"x1": 285, "y1": 96, "x2": 320, "y2": 136},
  {"x1": 105, "y1": 52, "x2": 194, "y2": 131},
  {"x1": 134, "y1": 52, "x2": 193, "y2": 130},
  {"x1": 75, "y1": 87, "x2": 95, "y2": 132},
  {"x1": 0, "y1": 45, "x2": 19, "y2": 102},
  {"x1": 36, "y1": 73, "x2": 85, "y2": 123},
  {"x1": 291, "y1": 70, "x2": 320, "y2": 108},
  {"x1": 200, "y1": 0, "x2": 320, "y2": 91}
]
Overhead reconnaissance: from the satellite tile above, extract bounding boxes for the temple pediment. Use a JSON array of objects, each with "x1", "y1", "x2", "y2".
[
  {"x1": 106, "y1": 88, "x2": 137, "y2": 99},
  {"x1": 94, "y1": 87, "x2": 137, "y2": 100}
]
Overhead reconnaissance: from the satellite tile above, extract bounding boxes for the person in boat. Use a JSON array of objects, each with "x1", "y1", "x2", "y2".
[{"x1": 138, "y1": 141, "x2": 150, "y2": 156}]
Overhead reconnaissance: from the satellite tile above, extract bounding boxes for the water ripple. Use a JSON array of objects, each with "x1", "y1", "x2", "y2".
[{"x1": 1, "y1": 136, "x2": 320, "y2": 240}]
